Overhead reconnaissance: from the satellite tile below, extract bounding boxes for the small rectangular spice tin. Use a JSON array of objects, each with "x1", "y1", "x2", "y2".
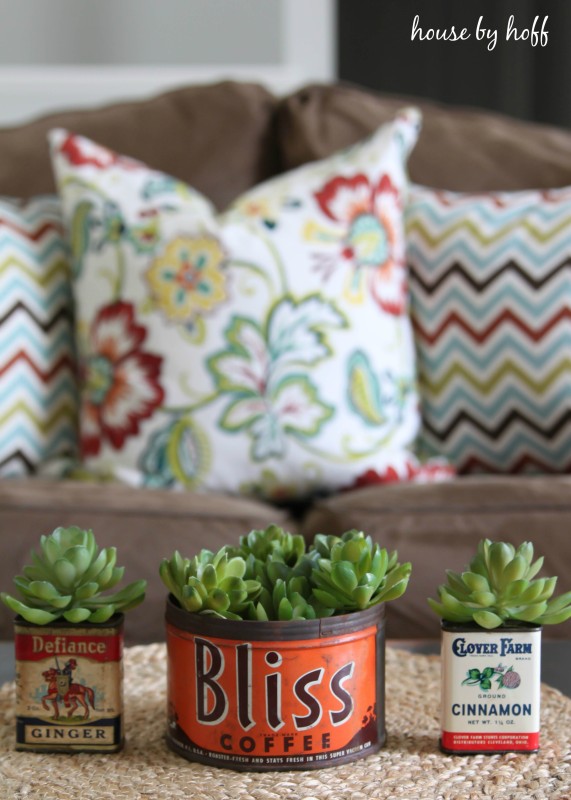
[
  {"x1": 14, "y1": 616, "x2": 124, "y2": 753},
  {"x1": 441, "y1": 623, "x2": 541, "y2": 754}
]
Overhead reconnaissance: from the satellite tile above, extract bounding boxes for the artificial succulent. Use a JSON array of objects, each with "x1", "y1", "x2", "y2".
[
  {"x1": 160, "y1": 524, "x2": 411, "y2": 621},
  {"x1": 1, "y1": 526, "x2": 146, "y2": 624},
  {"x1": 311, "y1": 530, "x2": 412, "y2": 613},
  {"x1": 159, "y1": 546, "x2": 261, "y2": 620},
  {"x1": 428, "y1": 538, "x2": 571, "y2": 629}
]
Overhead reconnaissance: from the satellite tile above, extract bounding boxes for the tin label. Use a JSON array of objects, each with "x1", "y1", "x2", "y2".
[
  {"x1": 15, "y1": 624, "x2": 123, "y2": 752},
  {"x1": 166, "y1": 624, "x2": 382, "y2": 769},
  {"x1": 441, "y1": 628, "x2": 541, "y2": 752}
]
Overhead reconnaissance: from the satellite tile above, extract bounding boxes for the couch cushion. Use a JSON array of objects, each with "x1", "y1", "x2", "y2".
[
  {"x1": 406, "y1": 184, "x2": 571, "y2": 474},
  {"x1": 0, "y1": 479, "x2": 293, "y2": 644},
  {"x1": 301, "y1": 476, "x2": 571, "y2": 640},
  {"x1": 0, "y1": 197, "x2": 77, "y2": 477},
  {"x1": 49, "y1": 113, "x2": 423, "y2": 500},
  {"x1": 0, "y1": 81, "x2": 279, "y2": 211},
  {"x1": 278, "y1": 83, "x2": 571, "y2": 191}
]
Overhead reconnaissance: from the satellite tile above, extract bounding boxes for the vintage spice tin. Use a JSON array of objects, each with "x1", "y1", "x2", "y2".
[
  {"x1": 166, "y1": 597, "x2": 386, "y2": 770},
  {"x1": 14, "y1": 614, "x2": 124, "y2": 753},
  {"x1": 440, "y1": 621, "x2": 541, "y2": 754}
]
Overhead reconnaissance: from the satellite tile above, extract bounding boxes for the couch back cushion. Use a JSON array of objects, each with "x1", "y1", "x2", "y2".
[
  {"x1": 0, "y1": 81, "x2": 279, "y2": 211},
  {"x1": 278, "y1": 83, "x2": 571, "y2": 191}
]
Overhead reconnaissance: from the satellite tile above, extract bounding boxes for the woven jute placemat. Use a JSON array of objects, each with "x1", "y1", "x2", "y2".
[{"x1": 1, "y1": 644, "x2": 570, "y2": 800}]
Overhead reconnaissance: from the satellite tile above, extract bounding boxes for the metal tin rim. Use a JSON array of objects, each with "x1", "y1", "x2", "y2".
[
  {"x1": 165, "y1": 594, "x2": 385, "y2": 640},
  {"x1": 13, "y1": 613, "x2": 125, "y2": 632}
]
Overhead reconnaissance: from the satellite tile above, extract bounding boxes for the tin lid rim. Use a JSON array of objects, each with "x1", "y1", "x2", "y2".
[{"x1": 165, "y1": 594, "x2": 385, "y2": 640}]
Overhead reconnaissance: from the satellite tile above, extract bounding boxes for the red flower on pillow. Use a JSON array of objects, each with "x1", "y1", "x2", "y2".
[
  {"x1": 60, "y1": 133, "x2": 141, "y2": 171},
  {"x1": 81, "y1": 302, "x2": 164, "y2": 456},
  {"x1": 314, "y1": 173, "x2": 407, "y2": 315},
  {"x1": 350, "y1": 462, "x2": 417, "y2": 489},
  {"x1": 348, "y1": 459, "x2": 455, "y2": 491}
]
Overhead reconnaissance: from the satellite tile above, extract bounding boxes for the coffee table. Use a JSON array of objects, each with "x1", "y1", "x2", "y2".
[{"x1": 1, "y1": 642, "x2": 570, "y2": 800}]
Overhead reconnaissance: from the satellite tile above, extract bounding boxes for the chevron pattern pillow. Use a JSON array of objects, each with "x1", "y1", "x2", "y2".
[
  {"x1": 406, "y1": 185, "x2": 571, "y2": 473},
  {"x1": 0, "y1": 197, "x2": 78, "y2": 476}
]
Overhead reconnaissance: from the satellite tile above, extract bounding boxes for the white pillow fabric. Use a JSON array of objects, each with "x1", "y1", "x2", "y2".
[{"x1": 50, "y1": 110, "x2": 422, "y2": 499}]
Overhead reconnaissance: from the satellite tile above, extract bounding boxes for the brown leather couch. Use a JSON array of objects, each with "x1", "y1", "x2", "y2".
[{"x1": 2, "y1": 81, "x2": 571, "y2": 644}]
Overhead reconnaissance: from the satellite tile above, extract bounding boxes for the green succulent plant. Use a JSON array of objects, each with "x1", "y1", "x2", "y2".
[
  {"x1": 159, "y1": 547, "x2": 262, "y2": 620},
  {"x1": 160, "y1": 525, "x2": 411, "y2": 621},
  {"x1": 428, "y1": 538, "x2": 571, "y2": 629},
  {"x1": 254, "y1": 575, "x2": 320, "y2": 622},
  {"x1": 237, "y1": 524, "x2": 306, "y2": 567},
  {"x1": 1, "y1": 526, "x2": 146, "y2": 624},
  {"x1": 311, "y1": 530, "x2": 412, "y2": 613}
]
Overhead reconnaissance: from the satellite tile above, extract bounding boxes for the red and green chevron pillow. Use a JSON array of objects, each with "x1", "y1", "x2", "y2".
[
  {"x1": 0, "y1": 197, "x2": 78, "y2": 476},
  {"x1": 406, "y1": 184, "x2": 571, "y2": 474}
]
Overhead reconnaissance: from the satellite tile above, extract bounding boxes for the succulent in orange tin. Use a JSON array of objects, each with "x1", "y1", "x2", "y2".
[{"x1": 160, "y1": 524, "x2": 411, "y2": 771}]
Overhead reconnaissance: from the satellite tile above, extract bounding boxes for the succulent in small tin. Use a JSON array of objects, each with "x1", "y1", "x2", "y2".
[
  {"x1": 161, "y1": 524, "x2": 411, "y2": 621},
  {"x1": 428, "y1": 538, "x2": 571, "y2": 629},
  {"x1": 1, "y1": 526, "x2": 146, "y2": 624}
]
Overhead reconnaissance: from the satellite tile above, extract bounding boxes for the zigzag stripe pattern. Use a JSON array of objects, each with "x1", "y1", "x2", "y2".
[
  {"x1": 406, "y1": 184, "x2": 571, "y2": 474},
  {"x1": 0, "y1": 197, "x2": 78, "y2": 476}
]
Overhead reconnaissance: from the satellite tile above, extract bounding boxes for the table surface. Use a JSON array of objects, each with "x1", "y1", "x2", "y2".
[
  {"x1": 0, "y1": 638, "x2": 569, "y2": 696},
  {"x1": 2, "y1": 643, "x2": 570, "y2": 800}
]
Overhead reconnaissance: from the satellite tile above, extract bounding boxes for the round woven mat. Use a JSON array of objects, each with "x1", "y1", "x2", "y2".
[{"x1": 1, "y1": 644, "x2": 570, "y2": 800}]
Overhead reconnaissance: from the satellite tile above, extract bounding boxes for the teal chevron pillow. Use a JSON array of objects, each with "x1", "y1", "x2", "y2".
[
  {"x1": 0, "y1": 197, "x2": 78, "y2": 476},
  {"x1": 406, "y1": 184, "x2": 571, "y2": 473}
]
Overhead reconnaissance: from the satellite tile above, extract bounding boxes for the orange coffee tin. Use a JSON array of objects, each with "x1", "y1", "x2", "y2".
[
  {"x1": 14, "y1": 615, "x2": 124, "y2": 753},
  {"x1": 166, "y1": 597, "x2": 386, "y2": 770}
]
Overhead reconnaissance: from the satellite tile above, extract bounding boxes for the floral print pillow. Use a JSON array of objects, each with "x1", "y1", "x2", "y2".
[{"x1": 50, "y1": 110, "x2": 423, "y2": 499}]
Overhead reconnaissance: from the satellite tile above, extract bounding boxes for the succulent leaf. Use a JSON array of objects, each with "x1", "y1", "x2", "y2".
[
  {"x1": 510, "y1": 601, "x2": 548, "y2": 622},
  {"x1": 501, "y1": 555, "x2": 528, "y2": 585},
  {"x1": 63, "y1": 607, "x2": 92, "y2": 623},
  {"x1": 65, "y1": 545, "x2": 92, "y2": 576},
  {"x1": 470, "y1": 590, "x2": 496, "y2": 607},
  {"x1": 473, "y1": 610, "x2": 504, "y2": 629},
  {"x1": 28, "y1": 581, "x2": 60, "y2": 601},
  {"x1": 88, "y1": 605, "x2": 115, "y2": 623},
  {"x1": 526, "y1": 557, "x2": 545, "y2": 581},
  {"x1": 543, "y1": 589, "x2": 571, "y2": 614},
  {"x1": 462, "y1": 572, "x2": 490, "y2": 593},
  {"x1": 54, "y1": 559, "x2": 76, "y2": 589},
  {"x1": 312, "y1": 588, "x2": 341, "y2": 608}
]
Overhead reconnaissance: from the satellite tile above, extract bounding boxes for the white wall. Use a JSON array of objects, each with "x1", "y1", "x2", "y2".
[{"x1": 0, "y1": 0, "x2": 336, "y2": 124}]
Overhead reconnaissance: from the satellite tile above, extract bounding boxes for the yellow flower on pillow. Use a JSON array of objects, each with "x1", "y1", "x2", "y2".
[{"x1": 147, "y1": 235, "x2": 227, "y2": 323}]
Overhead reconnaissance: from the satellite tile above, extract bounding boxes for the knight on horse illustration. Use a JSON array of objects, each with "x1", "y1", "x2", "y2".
[{"x1": 41, "y1": 658, "x2": 97, "y2": 720}]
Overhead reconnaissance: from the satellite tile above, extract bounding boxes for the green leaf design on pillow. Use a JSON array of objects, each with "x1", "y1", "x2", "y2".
[
  {"x1": 139, "y1": 416, "x2": 210, "y2": 488},
  {"x1": 347, "y1": 350, "x2": 386, "y2": 426},
  {"x1": 221, "y1": 375, "x2": 333, "y2": 461},
  {"x1": 208, "y1": 294, "x2": 342, "y2": 461},
  {"x1": 70, "y1": 199, "x2": 95, "y2": 277}
]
